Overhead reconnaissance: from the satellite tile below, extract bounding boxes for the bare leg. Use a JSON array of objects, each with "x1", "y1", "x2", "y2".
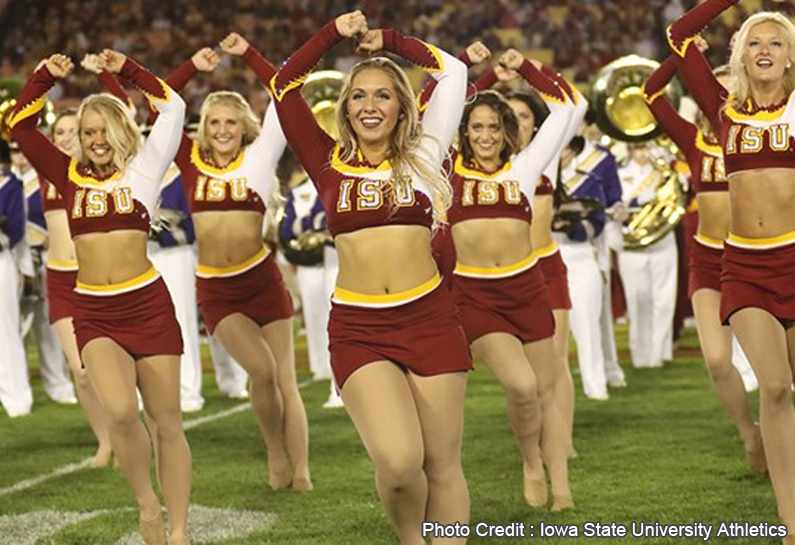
[
  {"x1": 471, "y1": 332, "x2": 545, "y2": 508},
  {"x1": 137, "y1": 355, "x2": 192, "y2": 543},
  {"x1": 731, "y1": 309, "x2": 795, "y2": 532},
  {"x1": 53, "y1": 318, "x2": 112, "y2": 467},
  {"x1": 692, "y1": 289, "x2": 764, "y2": 472},
  {"x1": 262, "y1": 319, "x2": 311, "y2": 490},
  {"x1": 82, "y1": 338, "x2": 164, "y2": 544},
  {"x1": 341, "y1": 362, "x2": 427, "y2": 545},
  {"x1": 214, "y1": 313, "x2": 289, "y2": 489},
  {"x1": 551, "y1": 309, "x2": 576, "y2": 458},
  {"x1": 406, "y1": 371, "x2": 469, "y2": 545},
  {"x1": 524, "y1": 337, "x2": 572, "y2": 510}
]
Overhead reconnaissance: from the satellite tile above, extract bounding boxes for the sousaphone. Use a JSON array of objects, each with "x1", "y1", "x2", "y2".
[{"x1": 591, "y1": 55, "x2": 686, "y2": 249}]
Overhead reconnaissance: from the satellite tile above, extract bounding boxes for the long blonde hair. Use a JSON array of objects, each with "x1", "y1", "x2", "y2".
[
  {"x1": 197, "y1": 91, "x2": 261, "y2": 155},
  {"x1": 335, "y1": 57, "x2": 451, "y2": 226},
  {"x1": 729, "y1": 11, "x2": 795, "y2": 108},
  {"x1": 76, "y1": 94, "x2": 140, "y2": 174}
]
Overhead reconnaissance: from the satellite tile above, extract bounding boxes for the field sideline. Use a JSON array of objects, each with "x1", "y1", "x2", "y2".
[{"x1": 0, "y1": 326, "x2": 780, "y2": 544}]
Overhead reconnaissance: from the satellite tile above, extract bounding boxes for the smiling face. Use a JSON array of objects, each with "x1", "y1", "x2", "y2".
[
  {"x1": 79, "y1": 108, "x2": 114, "y2": 172},
  {"x1": 52, "y1": 114, "x2": 77, "y2": 155},
  {"x1": 507, "y1": 98, "x2": 536, "y2": 148},
  {"x1": 466, "y1": 104, "x2": 505, "y2": 169},
  {"x1": 204, "y1": 103, "x2": 244, "y2": 163},
  {"x1": 742, "y1": 21, "x2": 790, "y2": 86},
  {"x1": 345, "y1": 68, "x2": 401, "y2": 153}
]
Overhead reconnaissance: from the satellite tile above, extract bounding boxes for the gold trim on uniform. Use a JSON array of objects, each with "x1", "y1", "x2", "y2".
[
  {"x1": 453, "y1": 252, "x2": 538, "y2": 279},
  {"x1": 694, "y1": 233, "x2": 724, "y2": 250},
  {"x1": 533, "y1": 241, "x2": 559, "y2": 259},
  {"x1": 727, "y1": 230, "x2": 795, "y2": 250},
  {"x1": 333, "y1": 273, "x2": 441, "y2": 308},
  {"x1": 75, "y1": 266, "x2": 159, "y2": 296},
  {"x1": 46, "y1": 260, "x2": 79, "y2": 272},
  {"x1": 195, "y1": 246, "x2": 269, "y2": 279}
]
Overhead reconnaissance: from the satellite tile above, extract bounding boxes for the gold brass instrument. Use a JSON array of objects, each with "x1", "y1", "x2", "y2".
[
  {"x1": 0, "y1": 77, "x2": 55, "y2": 141},
  {"x1": 276, "y1": 70, "x2": 342, "y2": 265},
  {"x1": 590, "y1": 55, "x2": 686, "y2": 249}
]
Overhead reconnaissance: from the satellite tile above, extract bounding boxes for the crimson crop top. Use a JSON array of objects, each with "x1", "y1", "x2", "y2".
[
  {"x1": 669, "y1": 0, "x2": 795, "y2": 175},
  {"x1": 10, "y1": 60, "x2": 184, "y2": 238},
  {"x1": 644, "y1": 56, "x2": 727, "y2": 193},
  {"x1": 271, "y1": 23, "x2": 467, "y2": 237},
  {"x1": 166, "y1": 48, "x2": 284, "y2": 213}
]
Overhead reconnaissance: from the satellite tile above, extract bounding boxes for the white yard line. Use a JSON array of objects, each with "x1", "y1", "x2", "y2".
[{"x1": 0, "y1": 378, "x2": 318, "y2": 498}]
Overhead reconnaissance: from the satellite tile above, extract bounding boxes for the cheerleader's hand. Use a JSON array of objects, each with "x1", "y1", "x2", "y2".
[
  {"x1": 499, "y1": 48, "x2": 524, "y2": 71},
  {"x1": 80, "y1": 53, "x2": 102, "y2": 74},
  {"x1": 45, "y1": 54, "x2": 74, "y2": 79},
  {"x1": 465, "y1": 41, "x2": 491, "y2": 65},
  {"x1": 193, "y1": 47, "x2": 221, "y2": 71},
  {"x1": 219, "y1": 33, "x2": 248, "y2": 57},
  {"x1": 335, "y1": 10, "x2": 368, "y2": 40},
  {"x1": 99, "y1": 49, "x2": 126, "y2": 74},
  {"x1": 357, "y1": 29, "x2": 383, "y2": 54}
]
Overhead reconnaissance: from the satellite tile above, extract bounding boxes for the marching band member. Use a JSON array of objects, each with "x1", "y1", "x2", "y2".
[
  {"x1": 272, "y1": 11, "x2": 472, "y2": 543},
  {"x1": 280, "y1": 177, "x2": 332, "y2": 382},
  {"x1": 643, "y1": 52, "x2": 764, "y2": 472},
  {"x1": 557, "y1": 131, "x2": 626, "y2": 399},
  {"x1": 616, "y1": 141, "x2": 679, "y2": 369},
  {"x1": 0, "y1": 159, "x2": 32, "y2": 418},
  {"x1": 11, "y1": 141, "x2": 77, "y2": 405},
  {"x1": 11, "y1": 50, "x2": 191, "y2": 545},
  {"x1": 162, "y1": 36, "x2": 310, "y2": 491},
  {"x1": 670, "y1": 1, "x2": 795, "y2": 540}
]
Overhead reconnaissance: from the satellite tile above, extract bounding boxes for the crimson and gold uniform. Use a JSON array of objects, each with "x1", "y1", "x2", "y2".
[
  {"x1": 271, "y1": 22, "x2": 472, "y2": 388},
  {"x1": 645, "y1": 54, "x2": 757, "y2": 389},
  {"x1": 644, "y1": 56, "x2": 729, "y2": 297},
  {"x1": 669, "y1": 0, "x2": 795, "y2": 324},
  {"x1": 10, "y1": 59, "x2": 185, "y2": 356},
  {"x1": 164, "y1": 49, "x2": 293, "y2": 334}
]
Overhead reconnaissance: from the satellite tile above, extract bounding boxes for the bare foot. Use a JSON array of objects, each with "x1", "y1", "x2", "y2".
[
  {"x1": 523, "y1": 462, "x2": 547, "y2": 508},
  {"x1": 168, "y1": 534, "x2": 191, "y2": 545},
  {"x1": 550, "y1": 495, "x2": 574, "y2": 512},
  {"x1": 139, "y1": 510, "x2": 166, "y2": 545},
  {"x1": 292, "y1": 476, "x2": 313, "y2": 491}
]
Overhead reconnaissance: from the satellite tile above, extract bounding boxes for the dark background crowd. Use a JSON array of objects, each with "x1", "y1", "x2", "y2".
[{"x1": 1, "y1": 0, "x2": 794, "y2": 117}]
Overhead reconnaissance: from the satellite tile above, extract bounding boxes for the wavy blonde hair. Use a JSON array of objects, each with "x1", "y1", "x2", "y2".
[
  {"x1": 335, "y1": 57, "x2": 451, "y2": 227},
  {"x1": 197, "y1": 91, "x2": 261, "y2": 155},
  {"x1": 76, "y1": 94, "x2": 140, "y2": 173},
  {"x1": 729, "y1": 12, "x2": 795, "y2": 108}
]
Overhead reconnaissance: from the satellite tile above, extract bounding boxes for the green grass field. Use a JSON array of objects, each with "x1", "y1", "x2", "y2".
[{"x1": 0, "y1": 325, "x2": 783, "y2": 544}]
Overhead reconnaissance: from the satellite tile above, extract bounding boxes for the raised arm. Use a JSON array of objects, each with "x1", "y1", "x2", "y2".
[
  {"x1": 372, "y1": 27, "x2": 468, "y2": 164},
  {"x1": 107, "y1": 50, "x2": 185, "y2": 208},
  {"x1": 9, "y1": 55, "x2": 72, "y2": 192},
  {"x1": 643, "y1": 56, "x2": 700, "y2": 165},
  {"x1": 506, "y1": 51, "x2": 573, "y2": 198},
  {"x1": 270, "y1": 15, "x2": 355, "y2": 182},
  {"x1": 667, "y1": 0, "x2": 737, "y2": 129},
  {"x1": 221, "y1": 32, "x2": 286, "y2": 202},
  {"x1": 82, "y1": 53, "x2": 133, "y2": 108},
  {"x1": 417, "y1": 41, "x2": 489, "y2": 112}
]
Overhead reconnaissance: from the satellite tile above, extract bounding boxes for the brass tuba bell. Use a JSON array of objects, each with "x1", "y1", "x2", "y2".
[
  {"x1": 590, "y1": 55, "x2": 686, "y2": 249},
  {"x1": 276, "y1": 70, "x2": 343, "y2": 266}
]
